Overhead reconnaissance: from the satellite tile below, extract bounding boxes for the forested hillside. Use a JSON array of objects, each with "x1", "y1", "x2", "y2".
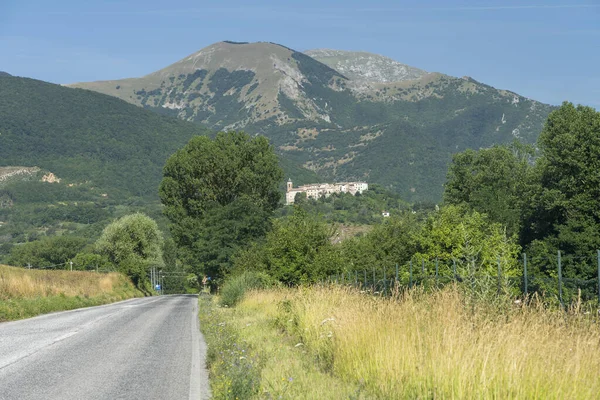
[
  {"x1": 0, "y1": 75, "x2": 317, "y2": 261},
  {"x1": 71, "y1": 41, "x2": 555, "y2": 201}
]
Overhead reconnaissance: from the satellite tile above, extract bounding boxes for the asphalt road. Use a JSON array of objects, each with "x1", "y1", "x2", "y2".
[{"x1": 0, "y1": 295, "x2": 210, "y2": 400}]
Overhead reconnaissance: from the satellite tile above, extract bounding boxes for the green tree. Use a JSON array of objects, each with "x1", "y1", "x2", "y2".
[
  {"x1": 159, "y1": 131, "x2": 283, "y2": 279},
  {"x1": 526, "y1": 102, "x2": 600, "y2": 254},
  {"x1": 7, "y1": 235, "x2": 87, "y2": 268},
  {"x1": 416, "y1": 205, "x2": 521, "y2": 278},
  {"x1": 95, "y1": 213, "x2": 163, "y2": 289},
  {"x1": 444, "y1": 142, "x2": 534, "y2": 238},
  {"x1": 341, "y1": 212, "x2": 422, "y2": 272},
  {"x1": 234, "y1": 208, "x2": 342, "y2": 285}
]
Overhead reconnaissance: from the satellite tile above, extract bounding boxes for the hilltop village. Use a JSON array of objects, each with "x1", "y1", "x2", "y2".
[{"x1": 285, "y1": 179, "x2": 368, "y2": 205}]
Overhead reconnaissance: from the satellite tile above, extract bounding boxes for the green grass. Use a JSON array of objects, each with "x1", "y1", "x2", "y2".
[{"x1": 199, "y1": 291, "x2": 371, "y2": 399}]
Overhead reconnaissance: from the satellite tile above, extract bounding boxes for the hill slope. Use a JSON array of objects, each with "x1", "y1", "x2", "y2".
[
  {"x1": 0, "y1": 75, "x2": 212, "y2": 198},
  {"x1": 0, "y1": 76, "x2": 318, "y2": 261},
  {"x1": 70, "y1": 41, "x2": 555, "y2": 201}
]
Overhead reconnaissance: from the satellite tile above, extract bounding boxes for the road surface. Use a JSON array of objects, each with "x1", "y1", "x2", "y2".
[{"x1": 0, "y1": 295, "x2": 210, "y2": 400}]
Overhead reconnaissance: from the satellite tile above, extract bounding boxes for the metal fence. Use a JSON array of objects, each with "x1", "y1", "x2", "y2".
[
  {"x1": 325, "y1": 250, "x2": 600, "y2": 306},
  {"x1": 18, "y1": 261, "x2": 114, "y2": 273}
]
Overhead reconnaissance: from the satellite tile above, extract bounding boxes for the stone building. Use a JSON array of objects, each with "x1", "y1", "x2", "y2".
[{"x1": 285, "y1": 179, "x2": 368, "y2": 205}]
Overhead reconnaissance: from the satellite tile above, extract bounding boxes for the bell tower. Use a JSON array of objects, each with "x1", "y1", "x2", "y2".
[{"x1": 287, "y1": 178, "x2": 293, "y2": 192}]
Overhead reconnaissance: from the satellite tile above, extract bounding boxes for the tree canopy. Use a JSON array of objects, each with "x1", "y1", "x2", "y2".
[
  {"x1": 95, "y1": 213, "x2": 163, "y2": 288},
  {"x1": 159, "y1": 131, "x2": 283, "y2": 279}
]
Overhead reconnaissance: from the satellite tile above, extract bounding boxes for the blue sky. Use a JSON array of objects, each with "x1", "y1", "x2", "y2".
[{"x1": 1, "y1": 0, "x2": 598, "y2": 107}]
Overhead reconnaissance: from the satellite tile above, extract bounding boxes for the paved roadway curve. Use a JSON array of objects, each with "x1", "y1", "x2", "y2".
[{"x1": 0, "y1": 295, "x2": 210, "y2": 400}]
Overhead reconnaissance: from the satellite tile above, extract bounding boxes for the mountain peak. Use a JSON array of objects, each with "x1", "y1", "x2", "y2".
[
  {"x1": 305, "y1": 49, "x2": 427, "y2": 83},
  {"x1": 0, "y1": 71, "x2": 12, "y2": 78},
  {"x1": 148, "y1": 41, "x2": 298, "y2": 79}
]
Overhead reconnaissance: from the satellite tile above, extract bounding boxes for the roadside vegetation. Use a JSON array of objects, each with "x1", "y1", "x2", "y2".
[
  {"x1": 0, "y1": 264, "x2": 141, "y2": 321},
  {"x1": 207, "y1": 285, "x2": 600, "y2": 399},
  {"x1": 199, "y1": 287, "x2": 369, "y2": 400},
  {"x1": 198, "y1": 103, "x2": 600, "y2": 398}
]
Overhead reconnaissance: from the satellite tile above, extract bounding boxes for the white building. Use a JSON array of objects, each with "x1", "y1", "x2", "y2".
[{"x1": 285, "y1": 179, "x2": 368, "y2": 205}]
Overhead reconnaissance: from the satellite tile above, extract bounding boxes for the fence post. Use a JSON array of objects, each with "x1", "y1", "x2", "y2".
[
  {"x1": 435, "y1": 257, "x2": 439, "y2": 287},
  {"x1": 364, "y1": 270, "x2": 367, "y2": 289},
  {"x1": 373, "y1": 267, "x2": 376, "y2": 292},
  {"x1": 523, "y1": 253, "x2": 528, "y2": 297},
  {"x1": 395, "y1": 263, "x2": 399, "y2": 286},
  {"x1": 409, "y1": 260, "x2": 413, "y2": 289},
  {"x1": 597, "y1": 250, "x2": 600, "y2": 306},
  {"x1": 497, "y1": 256, "x2": 502, "y2": 294},
  {"x1": 383, "y1": 268, "x2": 387, "y2": 296},
  {"x1": 453, "y1": 259, "x2": 457, "y2": 282},
  {"x1": 355, "y1": 270, "x2": 358, "y2": 288},
  {"x1": 558, "y1": 250, "x2": 563, "y2": 307}
]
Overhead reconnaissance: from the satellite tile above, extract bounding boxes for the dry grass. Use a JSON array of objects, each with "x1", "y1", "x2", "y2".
[
  {"x1": 0, "y1": 264, "x2": 130, "y2": 300},
  {"x1": 243, "y1": 285, "x2": 600, "y2": 399},
  {"x1": 0, "y1": 264, "x2": 141, "y2": 321}
]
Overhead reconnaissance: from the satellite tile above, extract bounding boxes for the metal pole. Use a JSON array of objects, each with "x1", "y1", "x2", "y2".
[
  {"x1": 597, "y1": 250, "x2": 600, "y2": 306},
  {"x1": 497, "y1": 256, "x2": 502, "y2": 294},
  {"x1": 383, "y1": 268, "x2": 387, "y2": 296},
  {"x1": 373, "y1": 267, "x2": 376, "y2": 292},
  {"x1": 355, "y1": 270, "x2": 358, "y2": 287},
  {"x1": 395, "y1": 263, "x2": 399, "y2": 285},
  {"x1": 523, "y1": 253, "x2": 528, "y2": 296},
  {"x1": 435, "y1": 257, "x2": 439, "y2": 287},
  {"x1": 453, "y1": 259, "x2": 457, "y2": 282},
  {"x1": 364, "y1": 270, "x2": 367, "y2": 289},
  {"x1": 409, "y1": 260, "x2": 413, "y2": 288},
  {"x1": 558, "y1": 250, "x2": 563, "y2": 307}
]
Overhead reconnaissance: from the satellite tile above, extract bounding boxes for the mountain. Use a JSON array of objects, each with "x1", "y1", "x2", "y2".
[
  {"x1": 0, "y1": 72, "x2": 11, "y2": 77},
  {"x1": 1, "y1": 74, "x2": 316, "y2": 197},
  {"x1": 0, "y1": 74, "x2": 318, "y2": 259},
  {"x1": 0, "y1": 75, "x2": 211, "y2": 199},
  {"x1": 304, "y1": 49, "x2": 427, "y2": 83},
  {"x1": 70, "y1": 41, "x2": 555, "y2": 201}
]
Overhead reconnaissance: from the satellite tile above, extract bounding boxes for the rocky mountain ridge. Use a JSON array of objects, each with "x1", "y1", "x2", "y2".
[
  {"x1": 69, "y1": 41, "x2": 555, "y2": 201},
  {"x1": 305, "y1": 49, "x2": 428, "y2": 84}
]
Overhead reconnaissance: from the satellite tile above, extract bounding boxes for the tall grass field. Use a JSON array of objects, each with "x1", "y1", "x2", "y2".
[
  {"x1": 216, "y1": 285, "x2": 600, "y2": 399},
  {"x1": 0, "y1": 264, "x2": 141, "y2": 321}
]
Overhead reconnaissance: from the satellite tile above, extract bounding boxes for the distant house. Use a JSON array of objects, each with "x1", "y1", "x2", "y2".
[
  {"x1": 382, "y1": 211, "x2": 390, "y2": 217},
  {"x1": 285, "y1": 179, "x2": 368, "y2": 205}
]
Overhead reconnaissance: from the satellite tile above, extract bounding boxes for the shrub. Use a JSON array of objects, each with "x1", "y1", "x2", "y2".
[{"x1": 219, "y1": 271, "x2": 275, "y2": 307}]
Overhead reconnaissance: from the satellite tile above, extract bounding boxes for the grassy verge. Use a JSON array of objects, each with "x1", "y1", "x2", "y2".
[
  {"x1": 0, "y1": 264, "x2": 142, "y2": 321},
  {"x1": 207, "y1": 285, "x2": 600, "y2": 399},
  {"x1": 199, "y1": 291, "x2": 370, "y2": 399}
]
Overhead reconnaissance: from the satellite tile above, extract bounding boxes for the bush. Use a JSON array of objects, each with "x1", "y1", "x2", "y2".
[{"x1": 219, "y1": 271, "x2": 275, "y2": 307}]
